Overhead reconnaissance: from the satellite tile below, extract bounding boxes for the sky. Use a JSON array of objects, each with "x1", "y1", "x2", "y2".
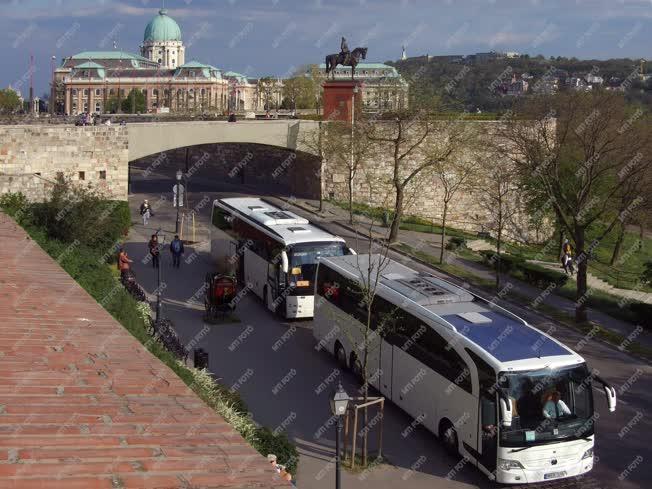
[{"x1": 2, "y1": 0, "x2": 651, "y2": 96}]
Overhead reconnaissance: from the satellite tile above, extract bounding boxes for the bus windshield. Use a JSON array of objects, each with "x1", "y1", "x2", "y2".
[{"x1": 499, "y1": 363, "x2": 595, "y2": 447}]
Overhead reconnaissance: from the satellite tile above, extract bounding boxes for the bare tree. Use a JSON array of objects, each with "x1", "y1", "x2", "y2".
[
  {"x1": 500, "y1": 91, "x2": 652, "y2": 321},
  {"x1": 430, "y1": 152, "x2": 478, "y2": 263},
  {"x1": 366, "y1": 111, "x2": 470, "y2": 243},
  {"x1": 320, "y1": 119, "x2": 378, "y2": 224},
  {"x1": 474, "y1": 156, "x2": 522, "y2": 287}
]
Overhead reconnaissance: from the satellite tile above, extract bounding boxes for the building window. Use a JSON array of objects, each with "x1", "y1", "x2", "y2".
[
  {"x1": 99, "y1": 170, "x2": 106, "y2": 180},
  {"x1": 95, "y1": 102, "x2": 101, "y2": 113},
  {"x1": 83, "y1": 88, "x2": 89, "y2": 96},
  {"x1": 78, "y1": 171, "x2": 85, "y2": 181},
  {"x1": 95, "y1": 88, "x2": 101, "y2": 96},
  {"x1": 72, "y1": 89, "x2": 78, "y2": 96}
]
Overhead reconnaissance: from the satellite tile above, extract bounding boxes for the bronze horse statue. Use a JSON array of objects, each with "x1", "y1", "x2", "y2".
[{"x1": 325, "y1": 47, "x2": 368, "y2": 80}]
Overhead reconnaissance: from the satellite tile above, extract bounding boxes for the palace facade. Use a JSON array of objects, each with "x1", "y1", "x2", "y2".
[{"x1": 51, "y1": 9, "x2": 257, "y2": 116}]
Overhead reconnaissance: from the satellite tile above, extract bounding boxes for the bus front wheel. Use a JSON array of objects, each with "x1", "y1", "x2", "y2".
[{"x1": 439, "y1": 419, "x2": 459, "y2": 457}]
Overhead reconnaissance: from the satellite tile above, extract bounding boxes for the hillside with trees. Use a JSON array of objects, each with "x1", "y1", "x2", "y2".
[{"x1": 387, "y1": 55, "x2": 652, "y2": 112}]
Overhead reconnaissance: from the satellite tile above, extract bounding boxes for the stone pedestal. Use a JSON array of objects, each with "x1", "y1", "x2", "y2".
[{"x1": 322, "y1": 80, "x2": 363, "y2": 122}]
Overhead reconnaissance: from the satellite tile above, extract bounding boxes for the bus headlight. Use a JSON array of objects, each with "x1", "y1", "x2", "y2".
[
  {"x1": 497, "y1": 459, "x2": 524, "y2": 471},
  {"x1": 582, "y1": 448, "x2": 593, "y2": 460}
]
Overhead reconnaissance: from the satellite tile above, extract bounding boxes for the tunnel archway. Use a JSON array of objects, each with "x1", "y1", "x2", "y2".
[{"x1": 128, "y1": 142, "x2": 321, "y2": 200}]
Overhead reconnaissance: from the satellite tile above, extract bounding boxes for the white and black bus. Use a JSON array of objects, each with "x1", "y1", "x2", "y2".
[
  {"x1": 210, "y1": 197, "x2": 353, "y2": 319},
  {"x1": 313, "y1": 254, "x2": 617, "y2": 484}
]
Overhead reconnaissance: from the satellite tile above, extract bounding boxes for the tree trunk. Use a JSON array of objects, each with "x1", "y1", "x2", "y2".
[
  {"x1": 639, "y1": 222, "x2": 644, "y2": 252},
  {"x1": 575, "y1": 227, "x2": 588, "y2": 323},
  {"x1": 496, "y1": 228, "x2": 502, "y2": 289},
  {"x1": 348, "y1": 169, "x2": 354, "y2": 225},
  {"x1": 439, "y1": 201, "x2": 448, "y2": 264},
  {"x1": 389, "y1": 186, "x2": 403, "y2": 244},
  {"x1": 609, "y1": 221, "x2": 626, "y2": 266}
]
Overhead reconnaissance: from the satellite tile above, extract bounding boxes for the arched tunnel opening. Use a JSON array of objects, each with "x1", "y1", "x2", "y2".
[{"x1": 128, "y1": 143, "x2": 321, "y2": 200}]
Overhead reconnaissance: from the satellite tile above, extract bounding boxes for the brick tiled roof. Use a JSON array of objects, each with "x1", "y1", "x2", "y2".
[{"x1": 0, "y1": 213, "x2": 287, "y2": 489}]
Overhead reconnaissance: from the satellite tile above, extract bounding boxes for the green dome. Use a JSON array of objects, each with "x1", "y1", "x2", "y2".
[{"x1": 144, "y1": 9, "x2": 181, "y2": 42}]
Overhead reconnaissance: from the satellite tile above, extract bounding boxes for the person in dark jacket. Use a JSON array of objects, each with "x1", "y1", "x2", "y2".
[
  {"x1": 148, "y1": 234, "x2": 160, "y2": 268},
  {"x1": 170, "y1": 235, "x2": 184, "y2": 268}
]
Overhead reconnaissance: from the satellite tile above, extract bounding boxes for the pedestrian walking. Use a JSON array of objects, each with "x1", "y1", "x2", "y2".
[
  {"x1": 140, "y1": 199, "x2": 152, "y2": 226},
  {"x1": 148, "y1": 234, "x2": 160, "y2": 268},
  {"x1": 170, "y1": 234, "x2": 184, "y2": 268},
  {"x1": 561, "y1": 239, "x2": 574, "y2": 275},
  {"x1": 117, "y1": 247, "x2": 133, "y2": 279}
]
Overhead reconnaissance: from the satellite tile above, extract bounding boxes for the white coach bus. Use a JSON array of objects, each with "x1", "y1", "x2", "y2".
[
  {"x1": 313, "y1": 254, "x2": 617, "y2": 484},
  {"x1": 210, "y1": 197, "x2": 353, "y2": 319}
]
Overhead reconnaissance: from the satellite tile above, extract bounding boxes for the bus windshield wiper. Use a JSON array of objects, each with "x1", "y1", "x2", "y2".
[{"x1": 509, "y1": 446, "x2": 533, "y2": 453}]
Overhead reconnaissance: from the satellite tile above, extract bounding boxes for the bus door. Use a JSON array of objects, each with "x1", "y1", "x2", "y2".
[{"x1": 478, "y1": 392, "x2": 498, "y2": 473}]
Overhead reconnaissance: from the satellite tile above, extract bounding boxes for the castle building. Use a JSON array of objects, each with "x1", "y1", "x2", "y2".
[
  {"x1": 51, "y1": 9, "x2": 256, "y2": 116},
  {"x1": 315, "y1": 63, "x2": 409, "y2": 112}
]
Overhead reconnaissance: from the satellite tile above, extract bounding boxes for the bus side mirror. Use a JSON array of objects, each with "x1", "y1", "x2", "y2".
[
  {"x1": 348, "y1": 247, "x2": 357, "y2": 255},
  {"x1": 604, "y1": 385, "x2": 616, "y2": 412},
  {"x1": 281, "y1": 251, "x2": 289, "y2": 274},
  {"x1": 595, "y1": 375, "x2": 617, "y2": 412},
  {"x1": 499, "y1": 398, "x2": 512, "y2": 427}
]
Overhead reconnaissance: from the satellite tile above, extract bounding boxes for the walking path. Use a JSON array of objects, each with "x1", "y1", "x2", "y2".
[
  {"x1": 0, "y1": 212, "x2": 286, "y2": 489},
  {"x1": 528, "y1": 259, "x2": 652, "y2": 304},
  {"x1": 277, "y1": 198, "x2": 652, "y2": 351}
]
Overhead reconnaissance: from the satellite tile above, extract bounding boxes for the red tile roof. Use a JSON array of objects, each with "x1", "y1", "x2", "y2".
[{"x1": 0, "y1": 213, "x2": 288, "y2": 489}]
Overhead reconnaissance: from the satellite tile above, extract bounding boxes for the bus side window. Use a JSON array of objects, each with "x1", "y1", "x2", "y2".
[
  {"x1": 317, "y1": 265, "x2": 342, "y2": 304},
  {"x1": 213, "y1": 208, "x2": 232, "y2": 230},
  {"x1": 466, "y1": 348, "x2": 497, "y2": 395},
  {"x1": 413, "y1": 322, "x2": 472, "y2": 393}
]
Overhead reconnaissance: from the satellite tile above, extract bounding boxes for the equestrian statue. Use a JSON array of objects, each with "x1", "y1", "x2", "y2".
[{"x1": 325, "y1": 37, "x2": 368, "y2": 80}]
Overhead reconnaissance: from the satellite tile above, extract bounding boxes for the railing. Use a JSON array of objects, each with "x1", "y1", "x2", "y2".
[{"x1": 589, "y1": 259, "x2": 642, "y2": 290}]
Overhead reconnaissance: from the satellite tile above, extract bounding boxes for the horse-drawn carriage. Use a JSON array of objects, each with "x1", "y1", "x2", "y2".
[{"x1": 204, "y1": 273, "x2": 237, "y2": 319}]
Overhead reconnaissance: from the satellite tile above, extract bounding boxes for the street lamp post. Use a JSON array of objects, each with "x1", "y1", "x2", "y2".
[
  {"x1": 155, "y1": 228, "x2": 163, "y2": 321},
  {"x1": 175, "y1": 170, "x2": 182, "y2": 234},
  {"x1": 330, "y1": 383, "x2": 350, "y2": 489}
]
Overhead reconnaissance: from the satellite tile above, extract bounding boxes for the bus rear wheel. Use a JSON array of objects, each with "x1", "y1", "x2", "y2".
[{"x1": 439, "y1": 420, "x2": 459, "y2": 457}]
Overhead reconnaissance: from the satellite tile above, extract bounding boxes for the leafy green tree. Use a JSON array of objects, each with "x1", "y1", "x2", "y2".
[
  {"x1": 282, "y1": 76, "x2": 316, "y2": 110},
  {"x1": 121, "y1": 89, "x2": 146, "y2": 114},
  {"x1": 105, "y1": 95, "x2": 121, "y2": 113},
  {"x1": 0, "y1": 88, "x2": 22, "y2": 114},
  {"x1": 500, "y1": 91, "x2": 652, "y2": 322}
]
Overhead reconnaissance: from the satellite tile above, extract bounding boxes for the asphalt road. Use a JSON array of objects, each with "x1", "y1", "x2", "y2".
[{"x1": 126, "y1": 164, "x2": 650, "y2": 489}]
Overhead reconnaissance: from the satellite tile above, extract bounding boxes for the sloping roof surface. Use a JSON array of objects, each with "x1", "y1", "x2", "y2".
[{"x1": 0, "y1": 212, "x2": 287, "y2": 489}]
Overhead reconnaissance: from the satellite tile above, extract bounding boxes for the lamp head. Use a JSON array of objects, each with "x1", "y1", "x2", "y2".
[
  {"x1": 330, "y1": 382, "x2": 350, "y2": 416},
  {"x1": 176, "y1": 170, "x2": 183, "y2": 181}
]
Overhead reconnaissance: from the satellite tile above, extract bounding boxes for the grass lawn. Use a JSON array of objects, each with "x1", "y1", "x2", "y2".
[{"x1": 329, "y1": 200, "x2": 477, "y2": 240}]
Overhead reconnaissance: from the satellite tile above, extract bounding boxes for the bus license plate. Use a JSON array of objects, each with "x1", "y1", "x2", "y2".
[{"x1": 544, "y1": 471, "x2": 566, "y2": 480}]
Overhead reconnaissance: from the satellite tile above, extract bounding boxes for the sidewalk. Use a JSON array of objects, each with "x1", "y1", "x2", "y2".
[{"x1": 275, "y1": 198, "x2": 652, "y2": 352}]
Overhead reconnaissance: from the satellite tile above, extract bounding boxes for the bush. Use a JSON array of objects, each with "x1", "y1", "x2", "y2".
[
  {"x1": 519, "y1": 262, "x2": 569, "y2": 288},
  {"x1": 479, "y1": 250, "x2": 525, "y2": 274},
  {"x1": 642, "y1": 261, "x2": 652, "y2": 285},
  {"x1": 446, "y1": 236, "x2": 467, "y2": 251},
  {"x1": 30, "y1": 175, "x2": 129, "y2": 251}
]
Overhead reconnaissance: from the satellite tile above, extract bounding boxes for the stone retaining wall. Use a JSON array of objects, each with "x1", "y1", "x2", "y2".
[{"x1": 0, "y1": 125, "x2": 129, "y2": 201}]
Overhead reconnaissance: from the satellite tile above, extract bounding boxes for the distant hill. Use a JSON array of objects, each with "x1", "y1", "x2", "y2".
[{"x1": 386, "y1": 55, "x2": 652, "y2": 112}]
